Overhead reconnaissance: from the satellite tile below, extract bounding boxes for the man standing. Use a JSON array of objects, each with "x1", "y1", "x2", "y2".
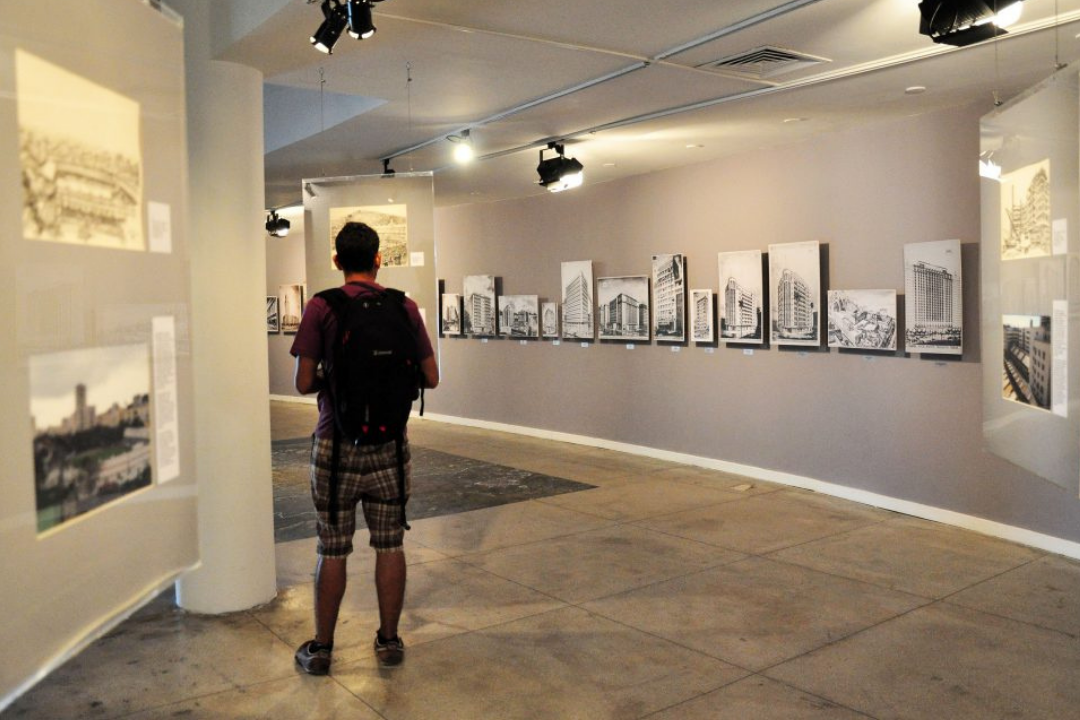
[{"x1": 289, "y1": 222, "x2": 438, "y2": 674}]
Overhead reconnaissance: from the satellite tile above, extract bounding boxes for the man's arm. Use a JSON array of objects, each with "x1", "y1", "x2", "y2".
[
  {"x1": 294, "y1": 355, "x2": 323, "y2": 395},
  {"x1": 420, "y1": 355, "x2": 439, "y2": 390}
]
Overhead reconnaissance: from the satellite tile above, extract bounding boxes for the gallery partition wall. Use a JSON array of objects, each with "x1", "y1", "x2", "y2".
[{"x1": 428, "y1": 102, "x2": 1080, "y2": 554}]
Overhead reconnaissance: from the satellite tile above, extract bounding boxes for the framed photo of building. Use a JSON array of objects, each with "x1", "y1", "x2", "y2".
[
  {"x1": 1000, "y1": 159, "x2": 1050, "y2": 261},
  {"x1": 904, "y1": 239, "x2": 962, "y2": 355},
  {"x1": 279, "y1": 284, "x2": 305, "y2": 334},
  {"x1": 441, "y1": 293, "x2": 462, "y2": 336},
  {"x1": 561, "y1": 260, "x2": 594, "y2": 340},
  {"x1": 827, "y1": 290, "x2": 897, "y2": 350},
  {"x1": 690, "y1": 289, "x2": 714, "y2": 343},
  {"x1": 266, "y1": 296, "x2": 280, "y2": 334},
  {"x1": 768, "y1": 241, "x2": 821, "y2": 346},
  {"x1": 463, "y1": 275, "x2": 497, "y2": 337},
  {"x1": 596, "y1": 276, "x2": 650, "y2": 341},
  {"x1": 718, "y1": 249, "x2": 764, "y2": 344},
  {"x1": 652, "y1": 253, "x2": 685, "y2": 341},
  {"x1": 541, "y1": 302, "x2": 559, "y2": 339},
  {"x1": 328, "y1": 204, "x2": 409, "y2": 268},
  {"x1": 1002, "y1": 314, "x2": 1053, "y2": 412},
  {"x1": 498, "y1": 295, "x2": 539, "y2": 338}
]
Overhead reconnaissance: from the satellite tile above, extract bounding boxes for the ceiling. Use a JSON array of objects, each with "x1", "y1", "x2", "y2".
[{"x1": 213, "y1": 0, "x2": 1080, "y2": 209}]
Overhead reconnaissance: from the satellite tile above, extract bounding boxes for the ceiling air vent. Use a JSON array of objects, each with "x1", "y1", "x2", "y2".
[{"x1": 698, "y1": 46, "x2": 828, "y2": 80}]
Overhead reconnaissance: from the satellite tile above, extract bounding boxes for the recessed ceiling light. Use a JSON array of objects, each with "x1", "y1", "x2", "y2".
[
  {"x1": 905, "y1": 86, "x2": 927, "y2": 95},
  {"x1": 603, "y1": 162, "x2": 617, "y2": 167},
  {"x1": 686, "y1": 143, "x2": 703, "y2": 149},
  {"x1": 782, "y1": 117, "x2": 808, "y2": 123}
]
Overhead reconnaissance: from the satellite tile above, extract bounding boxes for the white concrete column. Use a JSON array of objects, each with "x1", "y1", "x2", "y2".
[{"x1": 172, "y1": 0, "x2": 278, "y2": 612}]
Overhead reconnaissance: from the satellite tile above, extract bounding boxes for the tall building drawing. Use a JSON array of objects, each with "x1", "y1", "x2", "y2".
[
  {"x1": 468, "y1": 293, "x2": 494, "y2": 334},
  {"x1": 776, "y1": 269, "x2": 814, "y2": 335},
  {"x1": 911, "y1": 261, "x2": 953, "y2": 329},
  {"x1": 653, "y1": 255, "x2": 684, "y2": 337},
  {"x1": 693, "y1": 292, "x2": 710, "y2": 338},
  {"x1": 600, "y1": 293, "x2": 647, "y2": 335},
  {"x1": 563, "y1": 271, "x2": 592, "y2": 336},
  {"x1": 724, "y1": 278, "x2": 758, "y2": 338}
]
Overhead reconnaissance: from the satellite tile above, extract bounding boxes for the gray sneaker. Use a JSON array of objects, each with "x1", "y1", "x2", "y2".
[
  {"x1": 295, "y1": 640, "x2": 331, "y2": 675},
  {"x1": 374, "y1": 632, "x2": 405, "y2": 666}
]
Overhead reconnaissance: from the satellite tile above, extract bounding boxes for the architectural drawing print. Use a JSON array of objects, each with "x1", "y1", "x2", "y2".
[
  {"x1": 827, "y1": 290, "x2": 897, "y2": 350},
  {"x1": 441, "y1": 294, "x2": 462, "y2": 336},
  {"x1": 498, "y1": 295, "x2": 540, "y2": 338},
  {"x1": 690, "y1": 289, "x2": 714, "y2": 343},
  {"x1": 768, "y1": 241, "x2": 820, "y2": 346},
  {"x1": 279, "y1": 284, "x2": 305, "y2": 334},
  {"x1": 463, "y1": 275, "x2": 497, "y2": 336},
  {"x1": 16, "y1": 49, "x2": 144, "y2": 251},
  {"x1": 329, "y1": 204, "x2": 408, "y2": 268},
  {"x1": 266, "y1": 296, "x2": 280, "y2": 334},
  {"x1": 1000, "y1": 159, "x2": 1050, "y2": 261},
  {"x1": 561, "y1": 261, "x2": 594, "y2": 339},
  {"x1": 904, "y1": 239, "x2": 962, "y2": 355},
  {"x1": 597, "y1": 276, "x2": 650, "y2": 341},
  {"x1": 30, "y1": 344, "x2": 153, "y2": 534},
  {"x1": 541, "y1": 303, "x2": 559, "y2": 339},
  {"x1": 1002, "y1": 314, "x2": 1052, "y2": 411},
  {"x1": 652, "y1": 254, "x2": 686, "y2": 341},
  {"x1": 718, "y1": 249, "x2": 763, "y2": 343}
]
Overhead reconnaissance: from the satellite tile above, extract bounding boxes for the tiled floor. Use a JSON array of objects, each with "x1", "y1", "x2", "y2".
[{"x1": 8, "y1": 401, "x2": 1080, "y2": 719}]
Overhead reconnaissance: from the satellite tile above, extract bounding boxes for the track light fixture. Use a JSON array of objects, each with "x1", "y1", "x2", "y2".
[
  {"x1": 536, "y1": 142, "x2": 584, "y2": 193},
  {"x1": 382, "y1": 158, "x2": 396, "y2": 176},
  {"x1": 917, "y1": 1, "x2": 1025, "y2": 47},
  {"x1": 347, "y1": 0, "x2": 376, "y2": 39},
  {"x1": 265, "y1": 210, "x2": 291, "y2": 237},
  {"x1": 448, "y1": 130, "x2": 474, "y2": 164},
  {"x1": 310, "y1": 0, "x2": 348, "y2": 54}
]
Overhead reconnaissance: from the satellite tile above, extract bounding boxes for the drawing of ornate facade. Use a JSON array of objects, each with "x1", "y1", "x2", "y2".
[
  {"x1": 776, "y1": 269, "x2": 814, "y2": 337},
  {"x1": 653, "y1": 255, "x2": 684, "y2": 338},
  {"x1": 723, "y1": 278, "x2": 758, "y2": 338}
]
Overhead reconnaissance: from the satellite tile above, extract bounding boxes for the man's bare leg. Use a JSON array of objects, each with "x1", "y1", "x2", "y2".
[
  {"x1": 375, "y1": 550, "x2": 406, "y2": 638},
  {"x1": 314, "y1": 555, "x2": 347, "y2": 644}
]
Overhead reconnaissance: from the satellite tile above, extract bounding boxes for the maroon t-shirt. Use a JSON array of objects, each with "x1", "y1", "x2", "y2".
[{"x1": 290, "y1": 280, "x2": 434, "y2": 439}]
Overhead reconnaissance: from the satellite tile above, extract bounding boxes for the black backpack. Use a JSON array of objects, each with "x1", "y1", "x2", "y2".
[{"x1": 316, "y1": 283, "x2": 424, "y2": 529}]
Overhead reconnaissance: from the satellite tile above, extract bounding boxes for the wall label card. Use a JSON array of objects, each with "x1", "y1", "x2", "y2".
[
  {"x1": 148, "y1": 201, "x2": 172, "y2": 254},
  {"x1": 152, "y1": 316, "x2": 180, "y2": 483},
  {"x1": 410, "y1": 251, "x2": 425, "y2": 266},
  {"x1": 1052, "y1": 218, "x2": 1068, "y2": 256},
  {"x1": 1052, "y1": 299, "x2": 1068, "y2": 417}
]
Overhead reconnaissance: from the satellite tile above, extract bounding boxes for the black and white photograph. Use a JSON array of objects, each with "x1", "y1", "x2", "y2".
[
  {"x1": 30, "y1": 344, "x2": 153, "y2": 534},
  {"x1": 279, "y1": 283, "x2": 305, "y2": 334},
  {"x1": 17, "y1": 49, "x2": 144, "y2": 251},
  {"x1": 441, "y1": 293, "x2": 462, "y2": 336},
  {"x1": 561, "y1": 260, "x2": 595, "y2": 339},
  {"x1": 718, "y1": 249, "x2": 764, "y2": 343},
  {"x1": 690, "y1": 289, "x2": 714, "y2": 343},
  {"x1": 1002, "y1": 314, "x2": 1053, "y2": 411},
  {"x1": 652, "y1": 253, "x2": 685, "y2": 341},
  {"x1": 266, "y1": 296, "x2": 280, "y2": 334},
  {"x1": 498, "y1": 295, "x2": 539, "y2": 338},
  {"x1": 1000, "y1": 159, "x2": 1051, "y2": 261},
  {"x1": 596, "y1": 276, "x2": 650, "y2": 341},
  {"x1": 541, "y1": 302, "x2": 559, "y2": 339},
  {"x1": 827, "y1": 290, "x2": 897, "y2": 350},
  {"x1": 329, "y1": 204, "x2": 408, "y2": 267},
  {"x1": 463, "y1": 274, "x2": 497, "y2": 336},
  {"x1": 769, "y1": 241, "x2": 821, "y2": 346},
  {"x1": 904, "y1": 239, "x2": 962, "y2": 355}
]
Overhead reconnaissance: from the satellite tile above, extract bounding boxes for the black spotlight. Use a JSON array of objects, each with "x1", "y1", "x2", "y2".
[
  {"x1": 347, "y1": 0, "x2": 376, "y2": 39},
  {"x1": 536, "y1": 142, "x2": 584, "y2": 193},
  {"x1": 311, "y1": 0, "x2": 348, "y2": 54},
  {"x1": 918, "y1": 1, "x2": 1024, "y2": 47},
  {"x1": 265, "y1": 210, "x2": 291, "y2": 237}
]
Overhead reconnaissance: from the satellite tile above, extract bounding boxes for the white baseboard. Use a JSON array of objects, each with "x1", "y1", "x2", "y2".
[
  {"x1": 419, "y1": 411, "x2": 1080, "y2": 561},
  {"x1": 269, "y1": 394, "x2": 317, "y2": 405}
]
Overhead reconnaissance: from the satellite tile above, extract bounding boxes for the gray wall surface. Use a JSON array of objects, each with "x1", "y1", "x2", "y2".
[
  {"x1": 266, "y1": 208, "x2": 306, "y2": 398},
  {"x1": 427, "y1": 102, "x2": 1080, "y2": 546}
]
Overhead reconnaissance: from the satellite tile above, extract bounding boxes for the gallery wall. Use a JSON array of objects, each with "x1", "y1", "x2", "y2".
[
  {"x1": 428, "y1": 102, "x2": 1080, "y2": 548},
  {"x1": 266, "y1": 206, "x2": 306, "y2": 398}
]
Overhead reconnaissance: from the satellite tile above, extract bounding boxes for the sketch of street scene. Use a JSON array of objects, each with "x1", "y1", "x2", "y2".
[
  {"x1": 16, "y1": 49, "x2": 144, "y2": 251},
  {"x1": 690, "y1": 289, "x2": 714, "y2": 343},
  {"x1": 463, "y1": 275, "x2": 497, "y2": 336},
  {"x1": 597, "y1": 276, "x2": 650, "y2": 341},
  {"x1": 329, "y1": 204, "x2": 408, "y2": 268},
  {"x1": 542, "y1": 302, "x2": 559, "y2": 339},
  {"x1": 905, "y1": 239, "x2": 962, "y2": 355},
  {"x1": 1000, "y1": 159, "x2": 1050, "y2": 261},
  {"x1": 441, "y1": 294, "x2": 462, "y2": 336},
  {"x1": 30, "y1": 344, "x2": 153, "y2": 534},
  {"x1": 498, "y1": 295, "x2": 539, "y2": 338},
  {"x1": 652, "y1": 254, "x2": 685, "y2": 341},
  {"x1": 266, "y1": 296, "x2": 280, "y2": 334},
  {"x1": 769, "y1": 241, "x2": 820, "y2": 346},
  {"x1": 279, "y1": 284, "x2": 305, "y2": 334},
  {"x1": 827, "y1": 290, "x2": 897, "y2": 350},
  {"x1": 1002, "y1": 314, "x2": 1052, "y2": 411},
  {"x1": 561, "y1": 261, "x2": 594, "y2": 339},
  {"x1": 718, "y1": 249, "x2": 763, "y2": 343}
]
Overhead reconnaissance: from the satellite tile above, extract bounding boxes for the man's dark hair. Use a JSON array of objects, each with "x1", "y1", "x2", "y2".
[{"x1": 335, "y1": 222, "x2": 380, "y2": 273}]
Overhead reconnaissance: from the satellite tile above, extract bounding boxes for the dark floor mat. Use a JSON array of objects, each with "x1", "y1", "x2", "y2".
[{"x1": 272, "y1": 438, "x2": 595, "y2": 543}]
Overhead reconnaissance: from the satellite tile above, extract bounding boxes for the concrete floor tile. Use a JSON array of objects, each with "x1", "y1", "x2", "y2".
[
  {"x1": 536, "y1": 479, "x2": 746, "y2": 522},
  {"x1": 269, "y1": 401, "x2": 318, "y2": 441},
  {"x1": 634, "y1": 490, "x2": 890, "y2": 554},
  {"x1": 251, "y1": 558, "x2": 564, "y2": 668},
  {"x1": 766, "y1": 603, "x2": 1080, "y2": 720},
  {"x1": 583, "y1": 557, "x2": 926, "y2": 671},
  {"x1": 646, "y1": 676, "x2": 871, "y2": 720},
  {"x1": 333, "y1": 606, "x2": 748, "y2": 720},
  {"x1": 769, "y1": 516, "x2": 1043, "y2": 599},
  {"x1": 464, "y1": 524, "x2": 745, "y2": 603},
  {"x1": 650, "y1": 466, "x2": 784, "y2": 496},
  {"x1": 946, "y1": 554, "x2": 1080, "y2": 636}
]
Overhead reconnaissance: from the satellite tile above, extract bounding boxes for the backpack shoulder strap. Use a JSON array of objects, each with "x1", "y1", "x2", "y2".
[{"x1": 314, "y1": 287, "x2": 350, "y2": 319}]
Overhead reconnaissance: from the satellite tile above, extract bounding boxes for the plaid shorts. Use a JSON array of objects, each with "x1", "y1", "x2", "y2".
[{"x1": 309, "y1": 435, "x2": 411, "y2": 556}]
